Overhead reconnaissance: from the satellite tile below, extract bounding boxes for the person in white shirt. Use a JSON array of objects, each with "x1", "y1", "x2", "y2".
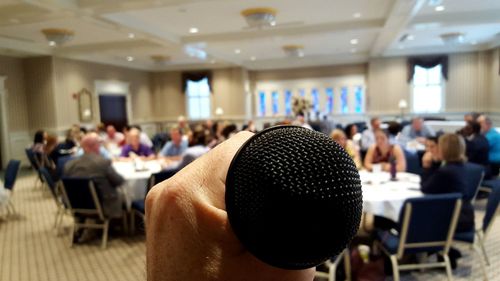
[
  {"x1": 361, "y1": 117, "x2": 381, "y2": 151},
  {"x1": 104, "y1": 125, "x2": 125, "y2": 147}
]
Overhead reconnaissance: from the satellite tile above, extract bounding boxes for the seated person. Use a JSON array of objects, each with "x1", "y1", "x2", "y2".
[
  {"x1": 75, "y1": 133, "x2": 112, "y2": 160},
  {"x1": 159, "y1": 127, "x2": 188, "y2": 160},
  {"x1": 401, "y1": 117, "x2": 435, "y2": 144},
  {"x1": 330, "y1": 129, "x2": 362, "y2": 169},
  {"x1": 104, "y1": 125, "x2": 125, "y2": 148},
  {"x1": 165, "y1": 126, "x2": 210, "y2": 171},
  {"x1": 50, "y1": 128, "x2": 79, "y2": 165},
  {"x1": 478, "y1": 115, "x2": 500, "y2": 176},
  {"x1": 364, "y1": 129, "x2": 406, "y2": 172},
  {"x1": 121, "y1": 128, "x2": 155, "y2": 160},
  {"x1": 361, "y1": 117, "x2": 381, "y2": 151},
  {"x1": 421, "y1": 136, "x2": 441, "y2": 169},
  {"x1": 463, "y1": 121, "x2": 489, "y2": 172},
  {"x1": 63, "y1": 133, "x2": 125, "y2": 219}
]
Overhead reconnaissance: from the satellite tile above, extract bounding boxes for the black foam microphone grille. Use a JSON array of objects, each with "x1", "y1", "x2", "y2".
[{"x1": 226, "y1": 125, "x2": 363, "y2": 269}]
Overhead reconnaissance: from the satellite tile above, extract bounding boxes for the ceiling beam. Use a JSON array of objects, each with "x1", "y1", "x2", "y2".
[{"x1": 370, "y1": 0, "x2": 426, "y2": 57}]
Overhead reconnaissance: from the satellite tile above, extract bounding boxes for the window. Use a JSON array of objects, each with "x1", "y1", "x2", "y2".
[
  {"x1": 311, "y1": 88, "x2": 319, "y2": 112},
  {"x1": 354, "y1": 86, "x2": 364, "y2": 113},
  {"x1": 258, "y1": 91, "x2": 266, "y2": 116},
  {"x1": 285, "y1": 90, "x2": 292, "y2": 116},
  {"x1": 340, "y1": 87, "x2": 349, "y2": 113},
  {"x1": 186, "y1": 78, "x2": 211, "y2": 119},
  {"x1": 299, "y1": 89, "x2": 305, "y2": 97},
  {"x1": 272, "y1": 91, "x2": 279, "y2": 115},
  {"x1": 325, "y1": 88, "x2": 334, "y2": 114},
  {"x1": 412, "y1": 65, "x2": 443, "y2": 113}
]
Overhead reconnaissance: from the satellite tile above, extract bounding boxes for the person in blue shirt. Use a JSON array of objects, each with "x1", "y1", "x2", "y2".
[
  {"x1": 159, "y1": 127, "x2": 188, "y2": 160},
  {"x1": 478, "y1": 115, "x2": 500, "y2": 176}
]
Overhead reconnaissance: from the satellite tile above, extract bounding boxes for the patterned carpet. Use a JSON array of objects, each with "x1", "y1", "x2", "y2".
[{"x1": 1, "y1": 170, "x2": 499, "y2": 281}]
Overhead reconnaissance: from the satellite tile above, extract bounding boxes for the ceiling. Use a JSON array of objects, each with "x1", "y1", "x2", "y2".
[{"x1": 0, "y1": 0, "x2": 499, "y2": 71}]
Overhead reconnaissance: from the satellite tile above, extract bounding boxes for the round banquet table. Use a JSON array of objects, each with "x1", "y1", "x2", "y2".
[
  {"x1": 112, "y1": 160, "x2": 163, "y2": 208},
  {"x1": 360, "y1": 171, "x2": 424, "y2": 222}
]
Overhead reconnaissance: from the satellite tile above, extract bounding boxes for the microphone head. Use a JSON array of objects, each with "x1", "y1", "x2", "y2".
[{"x1": 226, "y1": 125, "x2": 362, "y2": 269}]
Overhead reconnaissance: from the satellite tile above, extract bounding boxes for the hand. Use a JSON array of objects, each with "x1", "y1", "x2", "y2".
[
  {"x1": 422, "y1": 152, "x2": 433, "y2": 168},
  {"x1": 146, "y1": 131, "x2": 315, "y2": 281}
]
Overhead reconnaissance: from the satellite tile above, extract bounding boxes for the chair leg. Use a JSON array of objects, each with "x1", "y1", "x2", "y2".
[
  {"x1": 101, "y1": 220, "x2": 109, "y2": 249},
  {"x1": 69, "y1": 221, "x2": 76, "y2": 248},
  {"x1": 390, "y1": 255, "x2": 400, "y2": 281},
  {"x1": 343, "y1": 249, "x2": 351, "y2": 281},
  {"x1": 130, "y1": 211, "x2": 136, "y2": 235},
  {"x1": 328, "y1": 260, "x2": 338, "y2": 281},
  {"x1": 443, "y1": 254, "x2": 453, "y2": 281},
  {"x1": 477, "y1": 234, "x2": 490, "y2": 266},
  {"x1": 474, "y1": 244, "x2": 489, "y2": 281},
  {"x1": 122, "y1": 213, "x2": 129, "y2": 235}
]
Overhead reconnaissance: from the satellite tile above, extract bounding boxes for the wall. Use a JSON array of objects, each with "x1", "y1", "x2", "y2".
[
  {"x1": 52, "y1": 57, "x2": 153, "y2": 130},
  {"x1": 489, "y1": 48, "x2": 500, "y2": 111},
  {"x1": 150, "y1": 67, "x2": 247, "y2": 121},
  {"x1": 252, "y1": 63, "x2": 367, "y2": 81},
  {"x1": 0, "y1": 56, "x2": 29, "y2": 132},
  {"x1": 23, "y1": 56, "x2": 57, "y2": 131},
  {"x1": 367, "y1": 51, "x2": 494, "y2": 116}
]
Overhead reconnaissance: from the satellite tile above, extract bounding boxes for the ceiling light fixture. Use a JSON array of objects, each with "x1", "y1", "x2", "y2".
[
  {"x1": 407, "y1": 35, "x2": 415, "y2": 41},
  {"x1": 282, "y1": 45, "x2": 304, "y2": 57},
  {"x1": 126, "y1": 56, "x2": 134, "y2": 62},
  {"x1": 350, "y1": 39, "x2": 358, "y2": 45},
  {"x1": 353, "y1": 12, "x2": 362, "y2": 18},
  {"x1": 470, "y1": 41, "x2": 478, "y2": 45},
  {"x1": 435, "y1": 5, "x2": 445, "y2": 11},
  {"x1": 189, "y1": 27, "x2": 199, "y2": 34},
  {"x1": 241, "y1": 7, "x2": 277, "y2": 28},
  {"x1": 210, "y1": 59, "x2": 216, "y2": 64},
  {"x1": 128, "y1": 33, "x2": 135, "y2": 39},
  {"x1": 41, "y1": 28, "x2": 74, "y2": 46},
  {"x1": 440, "y1": 32, "x2": 465, "y2": 45},
  {"x1": 350, "y1": 48, "x2": 357, "y2": 53},
  {"x1": 234, "y1": 49, "x2": 241, "y2": 54},
  {"x1": 250, "y1": 56, "x2": 256, "y2": 61}
]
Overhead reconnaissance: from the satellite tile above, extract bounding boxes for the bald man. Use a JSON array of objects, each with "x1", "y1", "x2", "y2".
[{"x1": 64, "y1": 133, "x2": 125, "y2": 218}]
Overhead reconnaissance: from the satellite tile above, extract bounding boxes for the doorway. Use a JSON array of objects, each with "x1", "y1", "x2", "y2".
[{"x1": 99, "y1": 94, "x2": 128, "y2": 131}]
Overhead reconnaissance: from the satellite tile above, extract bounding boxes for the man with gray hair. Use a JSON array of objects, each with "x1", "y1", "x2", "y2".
[
  {"x1": 478, "y1": 115, "x2": 500, "y2": 176},
  {"x1": 64, "y1": 132, "x2": 125, "y2": 218}
]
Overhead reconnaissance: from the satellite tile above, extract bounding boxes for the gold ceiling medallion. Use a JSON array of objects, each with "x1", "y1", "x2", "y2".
[
  {"x1": 241, "y1": 7, "x2": 278, "y2": 28},
  {"x1": 41, "y1": 28, "x2": 74, "y2": 46},
  {"x1": 282, "y1": 45, "x2": 305, "y2": 57}
]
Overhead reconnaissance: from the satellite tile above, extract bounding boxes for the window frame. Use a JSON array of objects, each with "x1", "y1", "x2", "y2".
[{"x1": 411, "y1": 65, "x2": 446, "y2": 114}]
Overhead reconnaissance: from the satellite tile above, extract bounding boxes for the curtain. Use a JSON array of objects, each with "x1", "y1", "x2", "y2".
[
  {"x1": 407, "y1": 55, "x2": 448, "y2": 82},
  {"x1": 182, "y1": 71, "x2": 212, "y2": 93}
]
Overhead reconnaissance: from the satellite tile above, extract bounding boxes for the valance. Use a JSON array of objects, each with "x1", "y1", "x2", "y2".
[{"x1": 407, "y1": 55, "x2": 448, "y2": 82}]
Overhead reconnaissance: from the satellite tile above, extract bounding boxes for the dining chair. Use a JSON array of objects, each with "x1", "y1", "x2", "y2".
[
  {"x1": 315, "y1": 248, "x2": 351, "y2": 281},
  {"x1": 454, "y1": 185, "x2": 500, "y2": 281},
  {"x1": 130, "y1": 169, "x2": 177, "y2": 233},
  {"x1": 39, "y1": 167, "x2": 67, "y2": 230},
  {"x1": 60, "y1": 177, "x2": 110, "y2": 249},
  {"x1": 25, "y1": 148, "x2": 44, "y2": 188},
  {"x1": 375, "y1": 193, "x2": 462, "y2": 281},
  {"x1": 403, "y1": 149, "x2": 422, "y2": 175},
  {"x1": 2, "y1": 159, "x2": 21, "y2": 216},
  {"x1": 463, "y1": 162, "x2": 485, "y2": 204}
]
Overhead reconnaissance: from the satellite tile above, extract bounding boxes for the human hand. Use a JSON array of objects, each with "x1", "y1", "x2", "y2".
[{"x1": 146, "y1": 131, "x2": 315, "y2": 281}]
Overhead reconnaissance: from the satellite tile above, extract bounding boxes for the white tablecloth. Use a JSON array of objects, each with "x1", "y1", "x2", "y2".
[
  {"x1": 360, "y1": 171, "x2": 423, "y2": 221},
  {"x1": 113, "y1": 161, "x2": 162, "y2": 207}
]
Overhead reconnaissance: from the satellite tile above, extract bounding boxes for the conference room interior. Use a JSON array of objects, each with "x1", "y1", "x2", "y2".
[{"x1": 0, "y1": 0, "x2": 499, "y2": 280}]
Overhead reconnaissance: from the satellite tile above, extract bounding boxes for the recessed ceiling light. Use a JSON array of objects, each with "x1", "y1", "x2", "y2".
[
  {"x1": 128, "y1": 33, "x2": 135, "y2": 39},
  {"x1": 298, "y1": 53, "x2": 304, "y2": 57},
  {"x1": 435, "y1": 5, "x2": 445, "y2": 11},
  {"x1": 189, "y1": 27, "x2": 199, "y2": 34},
  {"x1": 353, "y1": 12, "x2": 362, "y2": 18},
  {"x1": 126, "y1": 56, "x2": 134, "y2": 62},
  {"x1": 350, "y1": 39, "x2": 358, "y2": 45},
  {"x1": 250, "y1": 56, "x2": 256, "y2": 61},
  {"x1": 398, "y1": 45, "x2": 405, "y2": 50},
  {"x1": 350, "y1": 48, "x2": 357, "y2": 53},
  {"x1": 471, "y1": 41, "x2": 478, "y2": 45},
  {"x1": 270, "y1": 21, "x2": 276, "y2": 26},
  {"x1": 210, "y1": 59, "x2": 216, "y2": 64},
  {"x1": 234, "y1": 49, "x2": 241, "y2": 54},
  {"x1": 407, "y1": 35, "x2": 415, "y2": 41},
  {"x1": 48, "y1": 41, "x2": 56, "y2": 47}
]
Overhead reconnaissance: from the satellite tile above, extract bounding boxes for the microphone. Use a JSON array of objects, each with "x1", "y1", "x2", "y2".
[{"x1": 225, "y1": 125, "x2": 362, "y2": 269}]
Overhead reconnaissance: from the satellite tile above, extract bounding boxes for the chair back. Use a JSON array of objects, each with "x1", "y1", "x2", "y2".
[
  {"x1": 396, "y1": 193, "x2": 462, "y2": 257},
  {"x1": 25, "y1": 148, "x2": 40, "y2": 169},
  {"x1": 463, "y1": 162, "x2": 484, "y2": 202},
  {"x1": 60, "y1": 177, "x2": 105, "y2": 220},
  {"x1": 3, "y1": 159, "x2": 21, "y2": 191},
  {"x1": 403, "y1": 149, "x2": 422, "y2": 175},
  {"x1": 483, "y1": 185, "x2": 500, "y2": 236},
  {"x1": 149, "y1": 169, "x2": 177, "y2": 190},
  {"x1": 56, "y1": 155, "x2": 75, "y2": 179},
  {"x1": 39, "y1": 167, "x2": 57, "y2": 197}
]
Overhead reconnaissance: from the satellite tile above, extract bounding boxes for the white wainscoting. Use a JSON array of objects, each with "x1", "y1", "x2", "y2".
[{"x1": 9, "y1": 131, "x2": 31, "y2": 167}]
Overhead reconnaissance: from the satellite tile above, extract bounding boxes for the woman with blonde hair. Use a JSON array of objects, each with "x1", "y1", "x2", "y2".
[
  {"x1": 330, "y1": 129, "x2": 362, "y2": 169},
  {"x1": 420, "y1": 133, "x2": 473, "y2": 268}
]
